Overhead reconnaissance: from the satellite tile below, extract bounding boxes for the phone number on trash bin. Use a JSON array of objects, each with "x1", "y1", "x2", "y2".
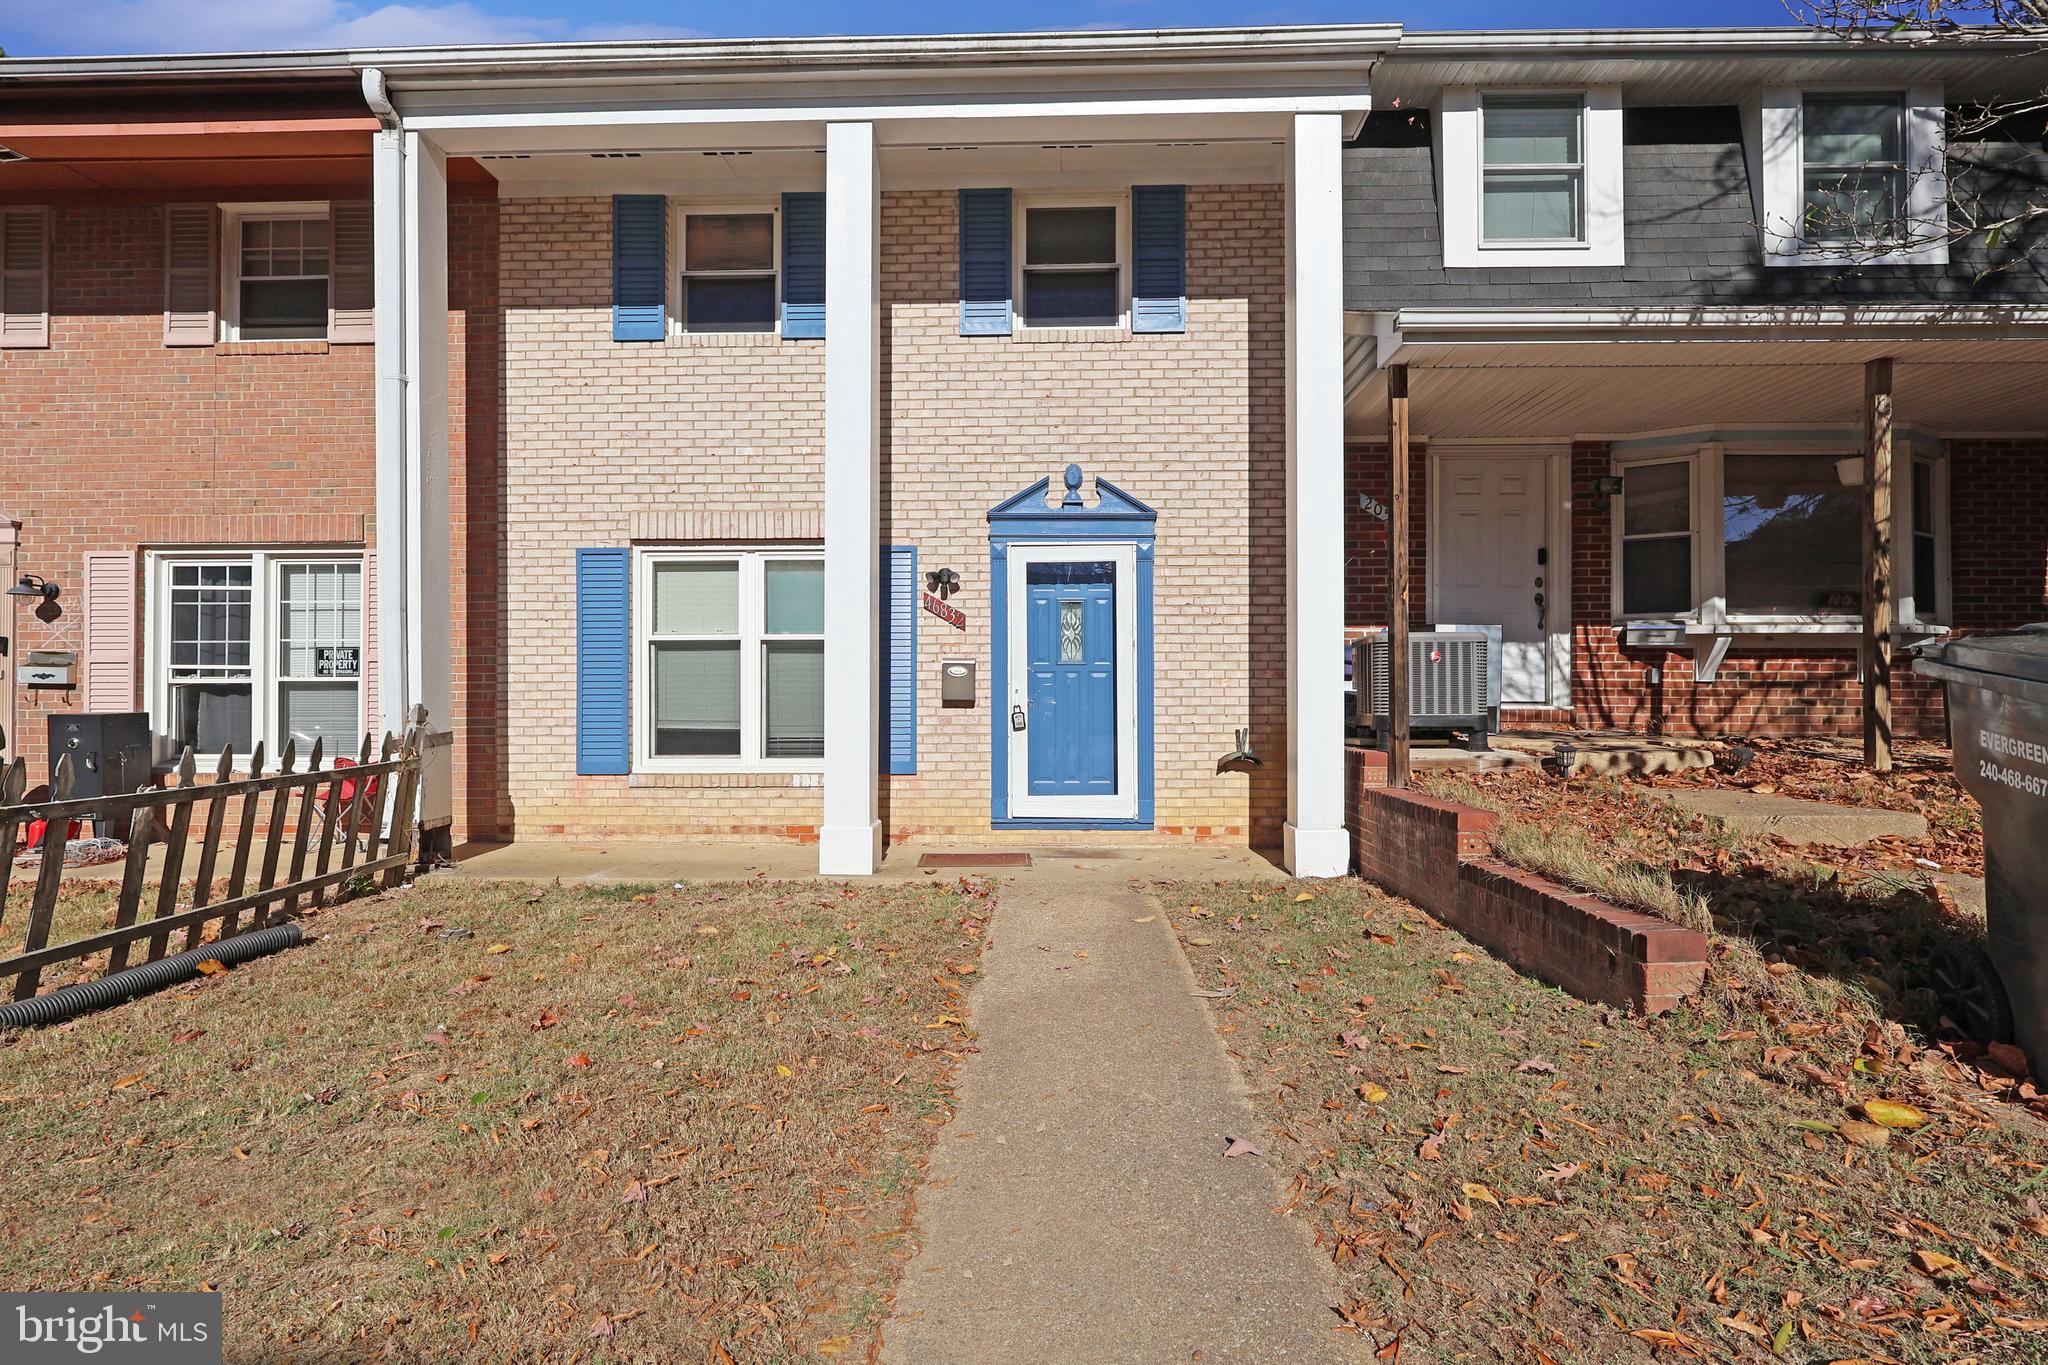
[{"x1": 1980, "y1": 760, "x2": 2048, "y2": 798}]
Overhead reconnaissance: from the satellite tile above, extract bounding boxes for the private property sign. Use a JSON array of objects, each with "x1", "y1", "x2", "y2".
[{"x1": 922, "y1": 592, "x2": 966, "y2": 631}]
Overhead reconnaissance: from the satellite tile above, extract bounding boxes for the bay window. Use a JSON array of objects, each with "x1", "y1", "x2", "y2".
[
  {"x1": 152, "y1": 551, "x2": 363, "y2": 760},
  {"x1": 1613, "y1": 442, "x2": 1947, "y2": 629},
  {"x1": 636, "y1": 549, "x2": 824, "y2": 771}
]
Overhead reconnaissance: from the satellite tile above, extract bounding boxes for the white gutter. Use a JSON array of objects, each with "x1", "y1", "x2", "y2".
[
  {"x1": 1393, "y1": 25, "x2": 2030, "y2": 55},
  {"x1": 361, "y1": 67, "x2": 398, "y2": 129},
  {"x1": 1388, "y1": 305, "x2": 2048, "y2": 344}
]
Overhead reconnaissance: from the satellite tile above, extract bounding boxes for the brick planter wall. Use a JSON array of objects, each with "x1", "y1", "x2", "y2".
[{"x1": 1345, "y1": 751, "x2": 1709, "y2": 1014}]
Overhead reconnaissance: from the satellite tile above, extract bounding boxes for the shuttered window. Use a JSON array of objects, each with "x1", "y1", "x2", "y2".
[
  {"x1": 611, "y1": 195, "x2": 667, "y2": 341},
  {"x1": 958, "y1": 188, "x2": 1013, "y2": 336},
  {"x1": 780, "y1": 191, "x2": 825, "y2": 339},
  {"x1": 879, "y1": 546, "x2": 918, "y2": 775},
  {"x1": 576, "y1": 548, "x2": 633, "y2": 775},
  {"x1": 1019, "y1": 201, "x2": 1121, "y2": 329},
  {"x1": 0, "y1": 205, "x2": 50, "y2": 350},
  {"x1": 328, "y1": 199, "x2": 374, "y2": 344},
  {"x1": 162, "y1": 203, "x2": 218, "y2": 347},
  {"x1": 1130, "y1": 184, "x2": 1186, "y2": 334},
  {"x1": 680, "y1": 209, "x2": 776, "y2": 334}
]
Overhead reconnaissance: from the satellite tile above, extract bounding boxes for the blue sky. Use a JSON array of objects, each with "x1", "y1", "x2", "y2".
[{"x1": 1, "y1": 0, "x2": 1812, "y2": 57}]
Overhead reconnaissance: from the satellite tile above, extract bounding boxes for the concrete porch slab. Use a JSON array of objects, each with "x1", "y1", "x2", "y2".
[
  {"x1": 1662, "y1": 787, "x2": 1928, "y2": 847},
  {"x1": 442, "y1": 838, "x2": 1289, "y2": 885}
]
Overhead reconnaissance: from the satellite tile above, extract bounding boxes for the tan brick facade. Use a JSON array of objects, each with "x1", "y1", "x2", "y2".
[{"x1": 497, "y1": 184, "x2": 1289, "y2": 844}]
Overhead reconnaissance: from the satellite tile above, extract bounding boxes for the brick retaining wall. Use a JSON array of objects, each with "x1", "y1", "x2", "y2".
[{"x1": 1345, "y1": 748, "x2": 1709, "y2": 1013}]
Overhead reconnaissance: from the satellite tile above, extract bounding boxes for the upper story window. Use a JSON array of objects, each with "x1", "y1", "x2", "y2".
[
  {"x1": 227, "y1": 206, "x2": 330, "y2": 341},
  {"x1": 1481, "y1": 95, "x2": 1585, "y2": 244},
  {"x1": 1801, "y1": 94, "x2": 1908, "y2": 244},
  {"x1": 1018, "y1": 199, "x2": 1125, "y2": 329},
  {"x1": 679, "y1": 209, "x2": 777, "y2": 333},
  {"x1": 1439, "y1": 87, "x2": 1624, "y2": 269},
  {"x1": 1754, "y1": 86, "x2": 1946, "y2": 266}
]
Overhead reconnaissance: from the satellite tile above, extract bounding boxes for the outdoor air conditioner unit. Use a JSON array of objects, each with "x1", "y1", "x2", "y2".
[{"x1": 1356, "y1": 627, "x2": 1499, "y2": 748}]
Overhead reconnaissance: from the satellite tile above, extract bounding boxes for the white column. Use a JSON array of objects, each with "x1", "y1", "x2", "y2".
[
  {"x1": 818, "y1": 120, "x2": 883, "y2": 876},
  {"x1": 375, "y1": 127, "x2": 453, "y2": 837},
  {"x1": 372, "y1": 128, "x2": 409, "y2": 743},
  {"x1": 1283, "y1": 111, "x2": 1351, "y2": 878}
]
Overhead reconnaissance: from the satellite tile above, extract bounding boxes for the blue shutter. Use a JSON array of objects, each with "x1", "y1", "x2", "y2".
[
  {"x1": 611, "y1": 195, "x2": 666, "y2": 342},
  {"x1": 957, "y1": 188, "x2": 1012, "y2": 336},
  {"x1": 780, "y1": 191, "x2": 826, "y2": 339},
  {"x1": 575, "y1": 548, "x2": 631, "y2": 775},
  {"x1": 879, "y1": 545, "x2": 918, "y2": 775},
  {"x1": 1132, "y1": 184, "x2": 1187, "y2": 334}
]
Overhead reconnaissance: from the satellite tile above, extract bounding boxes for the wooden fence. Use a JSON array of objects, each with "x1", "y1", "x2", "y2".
[{"x1": 0, "y1": 707, "x2": 430, "y2": 1000}]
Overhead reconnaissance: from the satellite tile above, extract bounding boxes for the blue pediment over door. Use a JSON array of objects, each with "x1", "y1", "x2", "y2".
[{"x1": 987, "y1": 464, "x2": 1157, "y2": 540}]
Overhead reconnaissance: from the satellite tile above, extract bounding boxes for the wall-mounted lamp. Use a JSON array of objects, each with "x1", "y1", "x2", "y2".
[
  {"x1": 5, "y1": 575, "x2": 59, "y2": 604},
  {"x1": 924, "y1": 567, "x2": 960, "y2": 600},
  {"x1": 1588, "y1": 475, "x2": 1624, "y2": 512}
]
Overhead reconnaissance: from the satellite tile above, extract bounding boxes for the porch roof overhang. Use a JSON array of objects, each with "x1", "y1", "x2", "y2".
[
  {"x1": 1344, "y1": 306, "x2": 2048, "y2": 440},
  {"x1": 351, "y1": 25, "x2": 1392, "y2": 165}
]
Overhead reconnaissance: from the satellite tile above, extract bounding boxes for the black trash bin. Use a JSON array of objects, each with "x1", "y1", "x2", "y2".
[{"x1": 1915, "y1": 625, "x2": 2048, "y2": 1068}]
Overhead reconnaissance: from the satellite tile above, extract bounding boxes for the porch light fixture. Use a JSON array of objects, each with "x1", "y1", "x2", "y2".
[
  {"x1": 1588, "y1": 475, "x2": 1624, "y2": 511},
  {"x1": 5, "y1": 574, "x2": 58, "y2": 603},
  {"x1": 1834, "y1": 456, "x2": 1865, "y2": 487}
]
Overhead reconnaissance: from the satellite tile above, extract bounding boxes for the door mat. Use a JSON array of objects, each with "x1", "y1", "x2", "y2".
[{"x1": 916, "y1": 852, "x2": 1033, "y2": 868}]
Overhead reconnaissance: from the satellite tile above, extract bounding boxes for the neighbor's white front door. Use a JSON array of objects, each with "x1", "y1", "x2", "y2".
[{"x1": 1434, "y1": 455, "x2": 1551, "y2": 706}]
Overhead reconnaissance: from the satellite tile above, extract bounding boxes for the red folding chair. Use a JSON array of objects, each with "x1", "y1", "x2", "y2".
[
  {"x1": 20, "y1": 784, "x2": 82, "y2": 853},
  {"x1": 310, "y1": 757, "x2": 381, "y2": 852}
]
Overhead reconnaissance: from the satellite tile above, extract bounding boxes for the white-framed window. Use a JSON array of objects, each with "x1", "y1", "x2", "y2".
[
  {"x1": 1753, "y1": 85, "x2": 1947, "y2": 266},
  {"x1": 1015, "y1": 194, "x2": 1127, "y2": 330},
  {"x1": 1438, "y1": 86, "x2": 1625, "y2": 268},
  {"x1": 1610, "y1": 440, "x2": 1948, "y2": 630},
  {"x1": 1618, "y1": 459, "x2": 1696, "y2": 618},
  {"x1": 1480, "y1": 94, "x2": 1586, "y2": 245},
  {"x1": 675, "y1": 205, "x2": 777, "y2": 334},
  {"x1": 633, "y1": 548, "x2": 824, "y2": 772},
  {"x1": 222, "y1": 203, "x2": 331, "y2": 341},
  {"x1": 147, "y1": 550, "x2": 363, "y2": 761}
]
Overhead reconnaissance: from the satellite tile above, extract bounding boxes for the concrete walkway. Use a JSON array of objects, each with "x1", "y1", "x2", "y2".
[
  {"x1": 1662, "y1": 787, "x2": 1928, "y2": 847},
  {"x1": 883, "y1": 862, "x2": 1358, "y2": 1364}
]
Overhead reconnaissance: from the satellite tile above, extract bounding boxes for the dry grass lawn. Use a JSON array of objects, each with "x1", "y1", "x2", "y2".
[
  {"x1": 0, "y1": 874, "x2": 990, "y2": 1363},
  {"x1": 1165, "y1": 878, "x2": 2048, "y2": 1364}
]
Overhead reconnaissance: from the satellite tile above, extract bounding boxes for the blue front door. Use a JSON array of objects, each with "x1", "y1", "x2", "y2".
[{"x1": 1024, "y1": 559, "x2": 1117, "y2": 797}]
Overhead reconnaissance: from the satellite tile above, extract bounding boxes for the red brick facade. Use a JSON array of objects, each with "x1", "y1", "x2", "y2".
[
  {"x1": 0, "y1": 186, "x2": 503, "y2": 840},
  {"x1": 1344, "y1": 436, "x2": 2048, "y2": 740}
]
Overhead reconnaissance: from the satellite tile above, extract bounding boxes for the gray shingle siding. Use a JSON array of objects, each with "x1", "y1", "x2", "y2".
[{"x1": 1344, "y1": 106, "x2": 2048, "y2": 310}]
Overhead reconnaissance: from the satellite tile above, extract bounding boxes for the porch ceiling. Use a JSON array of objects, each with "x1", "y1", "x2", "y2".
[{"x1": 1345, "y1": 336, "x2": 2048, "y2": 440}]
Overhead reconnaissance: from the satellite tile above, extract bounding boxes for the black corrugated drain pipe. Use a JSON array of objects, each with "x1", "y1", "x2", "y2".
[{"x1": 0, "y1": 923, "x2": 304, "y2": 1030}]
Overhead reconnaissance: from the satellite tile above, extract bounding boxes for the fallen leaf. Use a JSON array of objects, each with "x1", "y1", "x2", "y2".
[
  {"x1": 1359, "y1": 1082, "x2": 1389, "y2": 1103},
  {"x1": 1838, "y1": 1120, "x2": 1892, "y2": 1149},
  {"x1": 620, "y1": 1180, "x2": 647, "y2": 1205},
  {"x1": 171, "y1": 1029, "x2": 205, "y2": 1045},
  {"x1": 1461, "y1": 1182, "x2": 1501, "y2": 1208},
  {"x1": 193, "y1": 959, "x2": 228, "y2": 976},
  {"x1": 110, "y1": 1073, "x2": 146, "y2": 1090},
  {"x1": 565, "y1": 1053, "x2": 592, "y2": 1068},
  {"x1": 1515, "y1": 1058, "x2": 1558, "y2": 1075},
  {"x1": 1223, "y1": 1136, "x2": 1265, "y2": 1158},
  {"x1": 1418, "y1": 1134, "x2": 1444, "y2": 1162},
  {"x1": 1294, "y1": 891, "x2": 1317, "y2": 902},
  {"x1": 1860, "y1": 1098, "x2": 1929, "y2": 1130},
  {"x1": 1539, "y1": 1162, "x2": 1584, "y2": 1184},
  {"x1": 485, "y1": 943, "x2": 512, "y2": 955},
  {"x1": 1913, "y1": 1249, "x2": 1966, "y2": 1278}
]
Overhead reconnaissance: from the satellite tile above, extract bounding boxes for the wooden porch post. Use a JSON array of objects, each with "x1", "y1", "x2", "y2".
[
  {"x1": 1863, "y1": 357, "x2": 1894, "y2": 773},
  {"x1": 1388, "y1": 363, "x2": 1412, "y2": 788}
]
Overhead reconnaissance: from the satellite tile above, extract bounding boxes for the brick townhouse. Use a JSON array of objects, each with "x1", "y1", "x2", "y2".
[
  {"x1": 3, "y1": 25, "x2": 2045, "y2": 877},
  {"x1": 0, "y1": 67, "x2": 504, "y2": 844}
]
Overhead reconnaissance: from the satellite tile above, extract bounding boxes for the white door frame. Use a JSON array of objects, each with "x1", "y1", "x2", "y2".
[
  {"x1": 1004, "y1": 541, "x2": 1140, "y2": 821},
  {"x1": 1426, "y1": 443, "x2": 1573, "y2": 711}
]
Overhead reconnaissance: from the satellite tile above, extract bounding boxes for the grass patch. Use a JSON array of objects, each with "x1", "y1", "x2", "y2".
[
  {"x1": 1164, "y1": 878, "x2": 2047, "y2": 1364},
  {"x1": 1422, "y1": 773, "x2": 1714, "y2": 933},
  {"x1": 0, "y1": 874, "x2": 991, "y2": 1362}
]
